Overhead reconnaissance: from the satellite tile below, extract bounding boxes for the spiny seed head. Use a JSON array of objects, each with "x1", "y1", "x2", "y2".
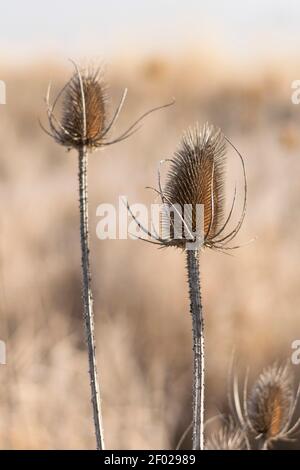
[
  {"x1": 206, "y1": 419, "x2": 246, "y2": 450},
  {"x1": 248, "y1": 364, "x2": 294, "y2": 441},
  {"x1": 61, "y1": 68, "x2": 106, "y2": 149},
  {"x1": 45, "y1": 65, "x2": 107, "y2": 151},
  {"x1": 129, "y1": 122, "x2": 247, "y2": 251},
  {"x1": 44, "y1": 64, "x2": 175, "y2": 154},
  {"x1": 161, "y1": 123, "x2": 227, "y2": 249}
]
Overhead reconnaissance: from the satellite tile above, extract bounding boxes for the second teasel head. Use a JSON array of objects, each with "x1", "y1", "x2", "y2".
[
  {"x1": 162, "y1": 123, "x2": 227, "y2": 249},
  {"x1": 247, "y1": 364, "x2": 297, "y2": 446},
  {"x1": 129, "y1": 122, "x2": 247, "y2": 251}
]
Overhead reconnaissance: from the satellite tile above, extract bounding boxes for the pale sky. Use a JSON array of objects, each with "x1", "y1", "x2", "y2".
[{"x1": 0, "y1": 0, "x2": 299, "y2": 61}]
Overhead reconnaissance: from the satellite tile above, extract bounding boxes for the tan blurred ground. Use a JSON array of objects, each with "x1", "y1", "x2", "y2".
[{"x1": 0, "y1": 52, "x2": 300, "y2": 449}]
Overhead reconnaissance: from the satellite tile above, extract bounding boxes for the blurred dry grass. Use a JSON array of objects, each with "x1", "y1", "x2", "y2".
[{"x1": 0, "y1": 52, "x2": 300, "y2": 449}]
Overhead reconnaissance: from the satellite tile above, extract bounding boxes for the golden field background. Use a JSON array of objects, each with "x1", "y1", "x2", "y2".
[{"x1": 0, "y1": 52, "x2": 300, "y2": 449}]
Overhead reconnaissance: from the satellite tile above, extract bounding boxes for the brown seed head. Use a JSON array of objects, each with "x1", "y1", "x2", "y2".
[
  {"x1": 43, "y1": 63, "x2": 175, "y2": 154},
  {"x1": 161, "y1": 123, "x2": 227, "y2": 248},
  {"x1": 248, "y1": 364, "x2": 294, "y2": 441},
  {"x1": 127, "y1": 123, "x2": 246, "y2": 250},
  {"x1": 60, "y1": 68, "x2": 106, "y2": 149}
]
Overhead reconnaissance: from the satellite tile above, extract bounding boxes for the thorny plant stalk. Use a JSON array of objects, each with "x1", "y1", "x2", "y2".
[
  {"x1": 128, "y1": 123, "x2": 247, "y2": 450},
  {"x1": 78, "y1": 145, "x2": 105, "y2": 450},
  {"x1": 73, "y1": 63, "x2": 105, "y2": 450},
  {"x1": 186, "y1": 249, "x2": 205, "y2": 450},
  {"x1": 42, "y1": 61, "x2": 173, "y2": 449}
]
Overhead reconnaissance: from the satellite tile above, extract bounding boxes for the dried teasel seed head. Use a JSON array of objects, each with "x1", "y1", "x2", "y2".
[
  {"x1": 44, "y1": 65, "x2": 107, "y2": 150},
  {"x1": 127, "y1": 122, "x2": 246, "y2": 251},
  {"x1": 161, "y1": 123, "x2": 227, "y2": 249},
  {"x1": 247, "y1": 364, "x2": 294, "y2": 442},
  {"x1": 43, "y1": 62, "x2": 175, "y2": 153},
  {"x1": 128, "y1": 122, "x2": 246, "y2": 250},
  {"x1": 206, "y1": 419, "x2": 246, "y2": 450},
  {"x1": 60, "y1": 68, "x2": 106, "y2": 149}
]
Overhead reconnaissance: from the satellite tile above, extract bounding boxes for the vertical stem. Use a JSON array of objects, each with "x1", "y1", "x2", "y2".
[
  {"x1": 186, "y1": 249, "x2": 205, "y2": 450},
  {"x1": 78, "y1": 146, "x2": 105, "y2": 450}
]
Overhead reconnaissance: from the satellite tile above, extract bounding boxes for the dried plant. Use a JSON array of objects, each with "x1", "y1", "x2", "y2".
[
  {"x1": 205, "y1": 418, "x2": 247, "y2": 450},
  {"x1": 42, "y1": 63, "x2": 174, "y2": 150},
  {"x1": 42, "y1": 62, "x2": 173, "y2": 450},
  {"x1": 128, "y1": 123, "x2": 247, "y2": 450},
  {"x1": 248, "y1": 364, "x2": 294, "y2": 445},
  {"x1": 248, "y1": 364, "x2": 300, "y2": 448},
  {"x1": 230, "y1": 362, "x2": 300, "y2": 450}
]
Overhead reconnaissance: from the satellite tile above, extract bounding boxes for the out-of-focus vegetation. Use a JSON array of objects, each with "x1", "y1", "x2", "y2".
[{"x1": 0, "y1": 52, "x2": 300, "y2": 449}]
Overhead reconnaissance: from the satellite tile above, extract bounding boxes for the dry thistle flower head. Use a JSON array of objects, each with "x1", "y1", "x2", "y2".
[
  {"x1": 128, "y1": 122, "x2": 246, "y2": 251},
  {"x1": 247, "y1": 363, "x2": 300, "y2": 446},
  {"x1": 206, "y1": 418, "x2": 247, "y2": 450},
  {"x1": 162, "y1": 123, "x2": 227, "y2": 249},
  {"x1": 42, "y1": 61, "x2": 174, "y2": 152},
  {"x1": 60, "y1": 68, "x2": 106, "y2": 149}
]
